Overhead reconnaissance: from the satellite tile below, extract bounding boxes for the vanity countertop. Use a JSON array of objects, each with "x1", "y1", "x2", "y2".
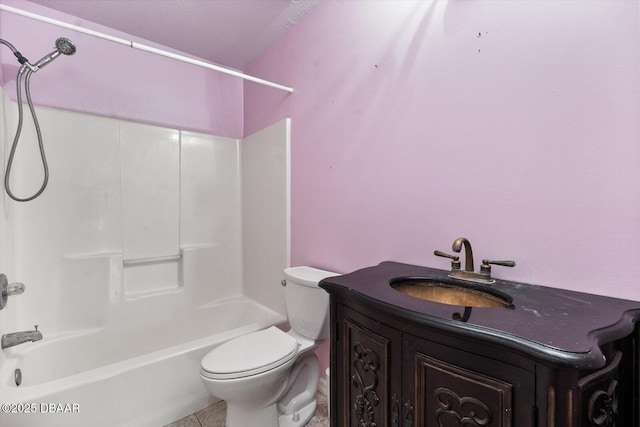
[{"x1": 319, "y1": 261, "x2": 640, "y2": 369}]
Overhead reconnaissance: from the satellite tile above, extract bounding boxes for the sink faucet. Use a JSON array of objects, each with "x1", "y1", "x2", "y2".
[
  {"x1": 1, "y1": 325, "x2": 42, "y2": 349},
  {"x1": 435, "y1": 237, "x2": 515, "y2": 284},
  {"x1": 452, "y1": 237, "x2": 474, "y2": 272}
]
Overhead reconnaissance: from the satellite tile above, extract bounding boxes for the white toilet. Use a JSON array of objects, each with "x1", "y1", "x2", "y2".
[{"x1": 200, "y1": 266, "x2": 338, "y2": 427}]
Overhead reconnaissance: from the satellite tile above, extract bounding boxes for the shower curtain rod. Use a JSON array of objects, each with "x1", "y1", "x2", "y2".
[{"x1": 0, "y1": 4, "x2": 294, "y2": 93}]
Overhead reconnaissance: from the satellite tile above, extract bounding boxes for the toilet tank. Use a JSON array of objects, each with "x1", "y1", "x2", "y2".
[{"x1": 283, "y1": 266, "x2": 339, "y2": 340}]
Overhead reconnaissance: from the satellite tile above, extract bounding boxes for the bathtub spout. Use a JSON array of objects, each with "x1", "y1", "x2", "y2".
[{"x1": 1, "y1": 325, "x2": 42, "y2": 349}]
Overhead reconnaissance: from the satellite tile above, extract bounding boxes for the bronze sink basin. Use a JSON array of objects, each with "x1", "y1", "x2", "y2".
[{"x1": 390, "y1": 276, "x2": 513, "y2": 308}]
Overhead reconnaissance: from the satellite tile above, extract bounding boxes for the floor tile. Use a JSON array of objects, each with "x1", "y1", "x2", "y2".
[
  {"x1": 164, "y1": 413, "x2": 202, "y2": 427},
  {"x1": 170, "y1": 392, "x2": 329, "y2": 427},
  {"x1": 195, "y1": 400, "x2": 226, "y2": 427}
]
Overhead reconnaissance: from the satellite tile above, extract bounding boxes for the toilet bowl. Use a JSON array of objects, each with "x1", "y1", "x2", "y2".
[{"x1": 200, "y1": 266, "x2": 338, "y2": 427}]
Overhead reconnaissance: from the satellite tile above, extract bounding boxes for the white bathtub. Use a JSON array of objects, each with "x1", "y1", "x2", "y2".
[{"x1": 0, "y1": 296, "x2": 285, "y2": 427}]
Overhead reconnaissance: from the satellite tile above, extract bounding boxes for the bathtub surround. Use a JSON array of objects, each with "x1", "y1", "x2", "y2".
[
  {"x1": 0, "y1": 91, "x2": 246, "y2": 330},
  {"x1": 0, "y1": 87, "x2": 11, "y2": 279},
  {"x1": 242, "y1": 119, "x2": 291, "y2": 316},
  {"x1": 0, "y1": 84, "x2": 292, "y2": 426}
]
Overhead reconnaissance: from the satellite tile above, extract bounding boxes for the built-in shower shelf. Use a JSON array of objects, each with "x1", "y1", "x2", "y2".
[{"x1": 122, "y1": 252, "x2": 183, "y2": 267}]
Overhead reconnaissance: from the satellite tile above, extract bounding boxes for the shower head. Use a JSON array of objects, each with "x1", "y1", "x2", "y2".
[
  {"x1": 30, "y1": 37, "x2": 76, "y2": 71},
  {"x1": 55, "y1": 37, "x2": 76, "y2": 56}
]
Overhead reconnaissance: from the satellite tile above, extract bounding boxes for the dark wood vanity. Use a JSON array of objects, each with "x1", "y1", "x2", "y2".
[{"x1": 319, "y1": 261, "x2": 640, "y2": 427}]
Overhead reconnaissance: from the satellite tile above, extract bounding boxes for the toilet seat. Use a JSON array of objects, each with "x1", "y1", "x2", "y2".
[{"x1": 201, "y1": 327, "x2": 299, "y2": 380}]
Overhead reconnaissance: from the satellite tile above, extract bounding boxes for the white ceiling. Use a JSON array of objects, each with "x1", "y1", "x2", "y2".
[{"x1": 26, "y1": 0, "x2": 321, "y2": 70}]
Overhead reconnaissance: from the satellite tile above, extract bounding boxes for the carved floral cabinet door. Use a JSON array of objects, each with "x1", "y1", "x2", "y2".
[
  {"x1": 404, "y1": 334, "x2": 536, "y2": 427},
  {"x1": 337, "y1": 304, "x2": 402, "y2": 427}
]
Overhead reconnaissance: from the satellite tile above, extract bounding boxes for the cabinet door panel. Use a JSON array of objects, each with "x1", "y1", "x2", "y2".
[
  {"x1": 405, "y1": 334, "x2": 534, "y2": 427},
  {"x1": 416, "y1": 353, "x2": 512, "y2": 427},
  {"x1": 337, "y1": 305, "x2": 402, "y2": 427}
]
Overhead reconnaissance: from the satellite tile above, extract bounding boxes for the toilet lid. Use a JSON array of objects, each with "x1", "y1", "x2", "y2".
[{"x1": 201, "y1": 327, "x2": 299, "y2": 379}]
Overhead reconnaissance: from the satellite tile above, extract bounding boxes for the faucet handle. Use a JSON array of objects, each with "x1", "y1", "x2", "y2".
[
  {"x1": 480, "y1": 259, "x2": 516, "y2": 273},
  {"x1": 434, "y1": 250, "x2": 461, "y2": 270},
  {"x1": 7, "y1": 282, "x2": 25, "y2": 296}
]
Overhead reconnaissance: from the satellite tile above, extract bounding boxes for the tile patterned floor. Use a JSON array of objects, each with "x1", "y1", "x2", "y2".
[{"x1": 164, "y1": 392, "x2": 328, "y2": 427}]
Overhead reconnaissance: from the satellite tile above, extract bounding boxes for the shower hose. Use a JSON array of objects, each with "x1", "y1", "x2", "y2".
[{"x1": 1, "y1": 38, "x2": 49, "y2": 202}]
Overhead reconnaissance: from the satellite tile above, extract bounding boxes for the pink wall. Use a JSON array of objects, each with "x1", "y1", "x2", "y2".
[
  {"x1": 0, "y1": 0, "x2": 243, "y2": 137},
  {"x1": 245, "y1": 1, "x2": 640, "y2": 300}
]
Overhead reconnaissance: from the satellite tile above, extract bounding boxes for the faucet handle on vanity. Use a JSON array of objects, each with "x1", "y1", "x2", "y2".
[
  {"x1": 434, "y1": 250, "x2": 461, "y2": 271},
  {"x1": 480, "y1": 259, "x2": 516, "y2": 275}
]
